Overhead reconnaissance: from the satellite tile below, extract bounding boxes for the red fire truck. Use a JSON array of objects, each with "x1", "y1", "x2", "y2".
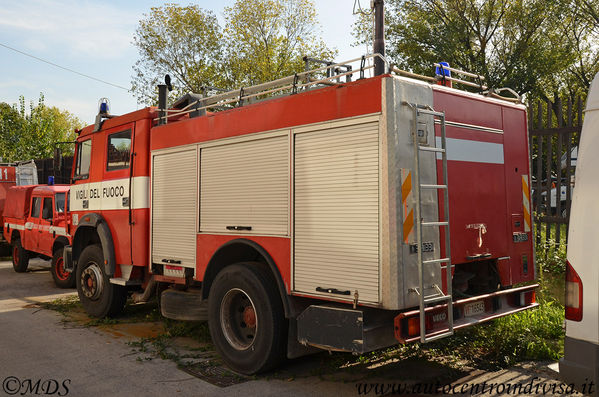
[
  {"x1": 3, "y1": 184, "x2": 74, "y2": 288},
  {"x1": 61, "y1": 54, "x2": 537, "y2": 374},
  {"x1": 0, "y1": 161, "x2": 38, "y2": 255}
]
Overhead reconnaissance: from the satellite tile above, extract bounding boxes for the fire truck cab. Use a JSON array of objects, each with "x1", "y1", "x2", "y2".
[
  {"x1": 63, "y1": 55, "x2": 538, "y2": 374},
  {"x1": 3, "y1": 184, "x2": 74, "y2": 287}
]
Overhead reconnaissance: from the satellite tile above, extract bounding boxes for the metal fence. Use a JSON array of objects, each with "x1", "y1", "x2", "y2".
[
  {"x1": 34, "y1": 156, "x2": 73, "y2": 186},
  {"x1": 528, "y1": 97, "x2": 584, "y2": 247}
]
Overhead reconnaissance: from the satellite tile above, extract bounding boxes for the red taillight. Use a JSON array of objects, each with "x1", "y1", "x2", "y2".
[
  {"x1": 519, "y1": 290, "x2": 536, "y2": 306},
  {"x1": 565, "y1": 260, "x2": 583, "y2": 321},
  {"x1": 407, "y1": 317, "x2": 420, "y2": 337}
]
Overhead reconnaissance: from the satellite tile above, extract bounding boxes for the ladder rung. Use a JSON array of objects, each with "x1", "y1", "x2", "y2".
[
  {"x1": 423, "y1": 295, "x2": 452, "y2": 304},
  {"x1": 422, "y1": 221, "x2": 449, "y2": 227},
  {"x1": 420, "y1": 184, "x2": 447, "y2": 189},
  {"x1": 416, "y1": 109, "x2": 445, "y2": 118},
  {"x1": 419, "y1": 146, "x2": 445, "y2": 153},
  {"x1": 422, "y1": 258, "x2": 450, "y2": 265},
  {"x1": 424, "y1": 330, "x2": 454, "y2": 343}
]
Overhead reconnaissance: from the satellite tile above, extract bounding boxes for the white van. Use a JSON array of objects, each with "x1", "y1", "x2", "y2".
[{"x1": 559, "y1": 71, "x2": 599, "y2": 391}]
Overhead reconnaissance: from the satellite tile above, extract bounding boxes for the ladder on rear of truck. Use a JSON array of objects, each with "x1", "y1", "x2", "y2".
[{"x1": 405, "y1": 102, "x2": 454, "y2": 343}]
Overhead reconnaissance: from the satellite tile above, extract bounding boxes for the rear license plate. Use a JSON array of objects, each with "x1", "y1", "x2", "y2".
[{"x1": 464, "y1": 300, "x2": 485, "y2": 317}]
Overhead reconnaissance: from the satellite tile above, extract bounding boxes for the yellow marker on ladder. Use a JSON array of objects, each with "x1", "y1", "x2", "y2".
[{"x1": 522, "y1": 175, "x2": 531, "y2": 232}]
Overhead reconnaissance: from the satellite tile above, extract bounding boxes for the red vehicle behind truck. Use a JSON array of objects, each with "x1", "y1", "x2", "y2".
[
  {"x1": 0, "y1": 161, "x2": 38, "y2": 254},
  {"x1": 3, "y1": 184, "x2": 74, "y2": 288},
  {"x1": 60, "y1": 54, "x2": 538, "y2": 374}
]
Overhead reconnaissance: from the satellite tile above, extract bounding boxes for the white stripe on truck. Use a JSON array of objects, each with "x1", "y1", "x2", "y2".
[
  {"x1": 436, "y1": 137, "x2": 504, "y2": 164},
  {"x1": 69, "y1": 176, "x2": 149, "y2": 212}
]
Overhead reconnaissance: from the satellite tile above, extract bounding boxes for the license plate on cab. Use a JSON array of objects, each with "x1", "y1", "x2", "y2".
[{"x1": 464, "y1": 300, "x2": 485, "y2": 317}]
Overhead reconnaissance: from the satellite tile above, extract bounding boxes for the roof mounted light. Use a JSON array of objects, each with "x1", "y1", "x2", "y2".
[
  {"x1": 98, "y1": 97, "x2": 110, "y2": 115},
  {"x1": 93, "y1": 97, "x2": 115, "y2": 132},
  {"x1": 435, "y1": 61, "x2": 452, "y2": 88}
]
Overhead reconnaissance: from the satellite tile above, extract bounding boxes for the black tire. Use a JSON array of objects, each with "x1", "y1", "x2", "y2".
[
  {"x1": 12, "y1": 238, "x2": 29, "y2": 273},
  {"x1": 76, "y1": 244, "x2": 127, "y2": 318},
  {"x1": 208, "y1": 263, "x2": 286, "y2": 375},
  {"x1": 51, "y1": 247, "x2": 75, "y2": 288}
]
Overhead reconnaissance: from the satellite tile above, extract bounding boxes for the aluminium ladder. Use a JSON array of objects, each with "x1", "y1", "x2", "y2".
[{"x1": 404, "y1": 102, "x2": 454, "y2": 343}]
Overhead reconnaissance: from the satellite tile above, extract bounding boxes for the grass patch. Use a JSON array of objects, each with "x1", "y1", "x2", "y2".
[
  {"x1": 419, "y1": 299, "x2": 564, "y2": 369},
  {"x1": 39, "y1": 295, "x2": 81, "y2": 314}
]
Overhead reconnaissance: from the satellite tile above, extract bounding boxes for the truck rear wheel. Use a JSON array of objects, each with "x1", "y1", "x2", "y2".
[
  {"x1": 51, "y1": 248, "x2": 75, "y2": 288},
  {"x1": 208, "y1": 263, "x2": 286, "y2": 375},
  {"x1": 12, "y1": 238, "x2": 29, "y2": 273},
  {"x1": 76, "y1": 244, "x2": 126, "y2": 318}
]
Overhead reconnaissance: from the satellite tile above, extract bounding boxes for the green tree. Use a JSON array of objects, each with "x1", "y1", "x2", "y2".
[
  {"x1": 131, "y1": 0, "x2": 336, "y2": 105},
  {"x1": 0, "y1": 102, "x2": 25, "y2": 162},
  {"x1": 0, "y1": 94, "x2": 81, "y2": 162},
  {"x1": 223, "y1": 0, "x2": 336, "y2": 87},
  {"x1": 369, "y1": 0, "x2": 576, "y2": 99},
  {"x1": 131, "y1": 4, "x2": 225, "y2": 104}
]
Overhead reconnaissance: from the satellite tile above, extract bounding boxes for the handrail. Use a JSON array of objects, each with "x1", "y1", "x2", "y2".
[
  {"x1": 154, "y1": 53, "x2": 520, "y2": 122},
  {"x1": 155, "y1": 53, "x2": 389, "y2": 122}
]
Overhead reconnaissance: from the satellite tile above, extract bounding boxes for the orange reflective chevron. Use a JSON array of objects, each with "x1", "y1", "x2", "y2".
[
  {"x1": 401, "y1": 169, "x2": 414, "y2": 243},
  {"x1": 522, "y1": 175, "x2": 531, "y2": 232}
]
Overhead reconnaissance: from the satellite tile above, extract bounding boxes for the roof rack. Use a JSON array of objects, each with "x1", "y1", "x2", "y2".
[{"x1": 156, "y1": 53, "x2": 521, "y2": 123}]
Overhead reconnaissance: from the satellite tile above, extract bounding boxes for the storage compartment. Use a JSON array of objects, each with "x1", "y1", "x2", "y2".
[
  {"x1": 199, "y1": 134, "x2": 289, "y2": 236},
  {"x1": 293, "y1": 120, "x2": 380, "y2": 303},
  {"x1": 151, "y1": 147, "x2": 198, "y2": 268}
]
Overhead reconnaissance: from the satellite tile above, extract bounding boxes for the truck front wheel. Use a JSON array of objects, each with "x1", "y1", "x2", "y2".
[
  {"x1": 76, "y1": 244, "x2": 126, "y2": 318},
  {"x1": 208, "y1": 263, "x2": 286, "y2": 375},
  {"x1": 12, "y1": 238, "x2": 29, "y2": 273},
  {"x1": 51, "y1": 248, "x2": 75, "y2": 288}
]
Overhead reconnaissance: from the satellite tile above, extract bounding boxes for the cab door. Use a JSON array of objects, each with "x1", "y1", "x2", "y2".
[
  {"x1": 38, "y1": 196, "x2": 55, "y2": 256},
  {"x1": 24, "y1": 196, "x2": 42, "y2": 251}
]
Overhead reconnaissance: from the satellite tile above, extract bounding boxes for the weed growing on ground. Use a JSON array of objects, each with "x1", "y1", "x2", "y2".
[{"x1": 39, "y1": 295, "x2": 80, "y2": 314}]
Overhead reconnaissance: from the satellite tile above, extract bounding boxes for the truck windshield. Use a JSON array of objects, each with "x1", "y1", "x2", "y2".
[{"x1": 55, "y1": 193, "x2": 65, "y2": 213}]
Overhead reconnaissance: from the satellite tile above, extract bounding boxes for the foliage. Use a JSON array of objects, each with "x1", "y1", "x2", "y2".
[
  {"x1": 224, "y1": 0, "x2": 335, "y2": 87},
  {"x1": 0, "y1": 94, "x2": 81, "y2": 162},
  {"x1": 131, "y1": 0, "x2": 336, "y2": 105},
  {"x1": 131, "y1": 4, "x2": 225, "y2": 104},
  {"x1": 353, "y1": 0, "x2": 598, "y2": 101}
]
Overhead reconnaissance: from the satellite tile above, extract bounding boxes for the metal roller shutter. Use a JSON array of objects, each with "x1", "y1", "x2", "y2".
[
  {"x1": 200, "y1": 135, "x2": 289, "y2": 236},
  {"x1": 151, "y1": 148, "x2": 198, "y2": 268},
  {"x1": 294, "y1": 121, "x2": 380, "y2": 303}
]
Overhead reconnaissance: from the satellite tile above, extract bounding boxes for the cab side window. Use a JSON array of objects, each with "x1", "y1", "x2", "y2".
[
  {"x1": 55, "y1": 193, "x2": 65, "y2": 213},
  {"x1": 107, "y1": 130, "x2": 131, "y2": 171},
  {"x1": 75, "y1": 139, "x2": 92, "y2": 178},
  {"x1": 42, "y1": 197, "x2": 53, "y2": 220},
  {"x1": 31, "y1": 197, "x2": 41, "y2": 218}
]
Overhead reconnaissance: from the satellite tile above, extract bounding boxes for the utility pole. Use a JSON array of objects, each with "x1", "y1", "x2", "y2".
[{"x1": 373, "y1": 0, "x2": 385, "y2": 76}]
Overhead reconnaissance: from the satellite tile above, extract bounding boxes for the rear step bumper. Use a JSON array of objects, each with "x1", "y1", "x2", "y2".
[
  {"x1": 295, "y1": 284, "x2": 538, "y2": 354},
  {"x1": 394, "y1": 284, "x2": 539, "y2": 343}
]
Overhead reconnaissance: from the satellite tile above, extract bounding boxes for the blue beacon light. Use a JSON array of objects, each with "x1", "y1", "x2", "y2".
[{"x1": 435, "y1": 62, "x2": 452, "y2": 87}]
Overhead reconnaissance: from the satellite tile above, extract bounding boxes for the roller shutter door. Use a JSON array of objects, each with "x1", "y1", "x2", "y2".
[
  {"x1": 200, "y1": 135, "x2": 289, "y2": 236},
  {"x1": 294, "y1": 121, "x2": 380, "y2": 303},
  {"x1": 151, "y1": 148, "x2": 198, "y2": 268}
]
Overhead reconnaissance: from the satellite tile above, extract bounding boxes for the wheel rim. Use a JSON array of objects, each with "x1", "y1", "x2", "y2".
[
  {"x1": 220, "y1": 288, "x2": 258, "y2": 351},
  {"x1": 55, "y1": 257, "x2": 70, "y2": 281},
  {"x1": 80, "y1": 262, "x2": 104, "y2": 300},
  {"x1": 13, "y1": 245, "x2": 18, "y2": 265}
]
